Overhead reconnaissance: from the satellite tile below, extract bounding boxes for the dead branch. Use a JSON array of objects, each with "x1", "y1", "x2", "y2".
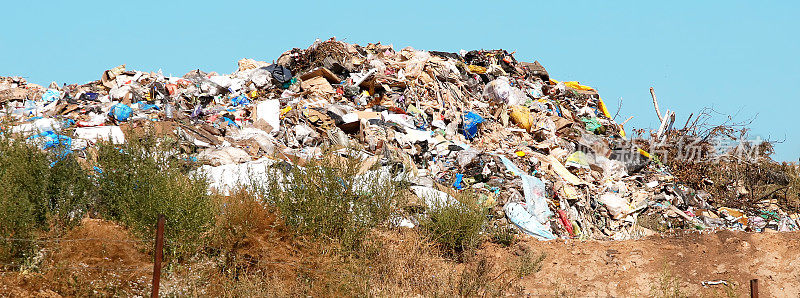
[
  {"x1": 682, "y1": 113, "x2": 694, "y2": 131},
  {"x1": 613, "y1": 97, "x2": 623, "y2": 120},
  {"x1": 650, "y1": 87, "x2": 664, "y2": 123},
  {"x1": 621, "y1": 116, "x2": 634, "y2": 126}
]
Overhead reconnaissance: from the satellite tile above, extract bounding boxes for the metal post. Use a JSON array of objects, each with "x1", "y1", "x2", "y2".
[
  {"x1": 750, "y1": 279, "x2": 759, "y2": 298},
  {"x1": 151, "y1": 214, "x2": 165, "y2": 298}
]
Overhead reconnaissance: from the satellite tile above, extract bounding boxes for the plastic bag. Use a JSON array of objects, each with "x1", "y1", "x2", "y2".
[
  {"x1": 75, "y1": 126, "x2": 125, "y2": 144},
  {"x1": 521, "y1": 175, "x2": 554, "y2": 224},
  {"x1": 598, "y1": 192, "x2": 633, "y2": 220},
  {"x1": 265, "y1": 64, "x2": 293, "y2": 84},
  {"x1": 462, "y1": 111, "x2": 484, "y2": 139},
  {"x1": 510, "y1": 105, "x2": 533, "y2": 131},
  {"x1": 231, "y1": 94, "x2": 250, "y2": 106},
  {"x1": 198, "y1": 147, "x2": 253, "y2": 166},
  {"x1": 565, "y1": 151, "x2": 590, "y2": 169},
  {"x1": 564, "y1": 81, "x2": 595, "y2": 92},
  {"x1": 581, "y1": 117, "x2": 602, "y2": 133},
  {"x1": 29, "y1": 131, "x2": 71, "y2": 150},
  {"x1": 410, "y1": 186, "x2": 457, "y2": 209},
  {"x1": 402, "y1": 50, "x2": 430, "y2": 78},
  {"x1": 592, "y1": 155, "x2": 627, "y2": 179},
  {"x1": 256, "y1": 100, "x2": 281, "y2": 133},
  {"x1": 110, "y1": 103, "x2": 132, "y2": 121},
  {"x1": 483, "y1": 77, "x2": 526, "y2": 105},
  {"x1": 505, "y1": 202, "x2": 556, "y2": 240},
  {"x1": 41, "y1": 89, "x2": 60, "y2": 102}
]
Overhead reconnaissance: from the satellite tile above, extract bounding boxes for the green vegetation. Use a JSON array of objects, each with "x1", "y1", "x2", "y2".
[
  {"x1": 420, "y1": 192, "x2": 488, "y2": 257},
  {"x1": 259, "y1": 153, "x2": 405, "y2": 251},
  {"x1": 0, "y1": 131, "x2": 92, "y2": 263},
  {"x1": 95, "y1": 133, "x2": 211, "y2": 260}
]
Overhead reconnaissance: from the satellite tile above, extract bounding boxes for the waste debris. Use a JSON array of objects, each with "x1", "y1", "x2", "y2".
[{"x1": 2, "y1": 37, "x2": 797, "y2": 240}]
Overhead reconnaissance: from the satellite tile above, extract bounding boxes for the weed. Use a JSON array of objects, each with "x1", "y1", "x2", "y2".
[
  {"x1": 456, "y1": 255, "x2": 518, "y2": 297},
  {"x1": 650, "y1": 265, "x2": 687, "y2": 298},
  {"x1": 489, "y1": 224, "x2": 516, "y2": 247},
  {"x1": 420, "y1": 191, "x2": 488, "y2": 257},
  {"x1": 206, "y1": 188, "x2": 269, "y2": 275},
  {"x1": 514, "y1": 250, "x2": 546, "y2": 278}
]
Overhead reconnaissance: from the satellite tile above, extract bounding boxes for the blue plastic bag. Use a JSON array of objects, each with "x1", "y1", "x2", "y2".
[
  {"x1": 110, "y1": 103, "x2": 133, "y2": 121},
  {"x1": 42, "y1": 89, "x2": 61, "y2": 102},
  {"x1": 137, "y1": 101, "x2": 160, "y2": 111},
  {"x1": 223, "y1": 117, "x2": 239, "y2": 128},
  {"x1": 29, "y1": 131, "x2": 71, "y2": 149},
  {"x1": 462, "y1": 111, "x2": 484, "y2": 139},
  {"x1": 453, "y1": 173, "x2": 464, "y2": 190},
  {"x1": 231, "y1": 94, "x2": 250, "y2": 106},
  {"x1": 28, "y1": 131, "x2": 73, "y2": 166}
]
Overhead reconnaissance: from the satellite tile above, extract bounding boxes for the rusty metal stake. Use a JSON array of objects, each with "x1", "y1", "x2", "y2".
[
  {"x1": 750, "y1": 279, "x2": 759, "y2": 298},
  {"x1": 151, "y1": 214, "x2": 165, "y2": 298}
]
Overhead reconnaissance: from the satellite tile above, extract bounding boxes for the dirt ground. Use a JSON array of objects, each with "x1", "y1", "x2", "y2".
[
  {"x1": 482, "y1": 230, "x2": 800, "y2": 297},
  {"x1": 2, "y1": 218, "x2": 799, "y2": 297}
]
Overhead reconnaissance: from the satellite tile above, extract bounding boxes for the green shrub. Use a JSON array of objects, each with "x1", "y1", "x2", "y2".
[
  {"x1": 421, "y1": 192, "x2": 488, "y2": 257},
  {"x1": 261, "y1": 153, "x2": 404, "y2": 251},
  {"x1": 0, "y1": 131, "x2": 92, "y2": 263},
  {"x1": 488, "y1": 224, "x2": 516, "y2": 247},
  {"x1": 95, "y1": 133, "x2": 211, "y2": 260}
]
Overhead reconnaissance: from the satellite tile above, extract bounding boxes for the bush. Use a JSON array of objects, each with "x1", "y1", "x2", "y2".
[
  {"x1": 261, "y1": 152, "x2": 404, "y2": 251},
  {"x1": 0, "y1": 131, "x2": 92, "y2": 263},
  {"x1": 488, "y1": 224, "x2": 516, "y2": 247},
  {"x1": 95, "y1": 133, "x2": 211, "y2": 260},
  {"x1": 420, "y1": 192, "x2": 488, "y2": 257}
]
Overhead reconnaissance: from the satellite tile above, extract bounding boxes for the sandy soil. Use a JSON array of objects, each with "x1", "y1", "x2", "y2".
[
  {"x1": 482, "y1": 230, "x2": 800, "y2": 297},
  {"x1": 2, "y1": 218, "x2": 798, "y2": 297}
]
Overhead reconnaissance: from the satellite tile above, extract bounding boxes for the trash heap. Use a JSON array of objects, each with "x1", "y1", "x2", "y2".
[{"x1": 2, "y1": 38, "x2": 797, "y2": 240}]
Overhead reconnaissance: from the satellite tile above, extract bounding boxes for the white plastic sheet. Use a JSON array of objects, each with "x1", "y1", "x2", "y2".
[{"x1": 505, "y1": 202, "x2": 556, "y2": 240}]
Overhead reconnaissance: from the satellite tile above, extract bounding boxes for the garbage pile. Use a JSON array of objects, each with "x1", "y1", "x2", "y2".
[{"x1": 2, "y1": 38, "x2": 797, "y2": 240}]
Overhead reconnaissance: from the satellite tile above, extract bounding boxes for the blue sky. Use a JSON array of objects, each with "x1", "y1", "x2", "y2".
[{"x1": 2, "y1": 0, "x2": 798, "y2": 161}]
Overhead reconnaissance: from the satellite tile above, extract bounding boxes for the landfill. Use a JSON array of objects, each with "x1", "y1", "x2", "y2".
[{"x1": 2, "y1": 38, "x2": 797, "y2": 241}]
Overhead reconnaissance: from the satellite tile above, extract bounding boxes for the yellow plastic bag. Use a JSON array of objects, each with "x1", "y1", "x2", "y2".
[
  {"x1": 564, "y1": 81, "x2": 596, "y2": 91},
  {"x1": 468, "y1": 65, "x2": 486, "y2": 74},
  {"x1": 509, "y1": 105, "x2": 533, "y2": 131}
]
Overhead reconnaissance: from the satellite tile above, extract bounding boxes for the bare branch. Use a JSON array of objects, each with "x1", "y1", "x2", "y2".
[
  {"x1": 613, "y1": 97, "x2": 623, "y2": 121},
  {"x1": 650, "y1": 87, "x2": 664, "y2": 123},
  {"x1": 621, "y1": 116, "x2": 634, "y2": 126},
  {"x1": 682, "y1": 113, "x2": 693, "y2": 131}
]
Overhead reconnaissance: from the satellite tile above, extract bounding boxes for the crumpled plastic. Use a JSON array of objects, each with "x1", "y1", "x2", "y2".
[
  {"x1": 505, "y1": 202, "x2": 556, "y2": 240},
  {"x1": 41, "y1": 89, "x2": 60, "y2": 102},
  {"x1": 462, "y1": 111, "x2": 484, "y2": 139},
  {"x1": 581, "y1": 117, "x2": 602, "y2": 133},
  {"x1": 483, "y1": 77, "x2": 527, "y2": 106},
  {"x1": 598, "y1": 192, "x2": 634, "y2": 220},
  {"x1": 110, "y1": 103, "x2": 132, "y2": 121}
]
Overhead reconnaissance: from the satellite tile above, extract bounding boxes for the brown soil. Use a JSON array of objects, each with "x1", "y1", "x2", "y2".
[
  {"x1": 2, "y1": 216, "x2": 799, "y2": 297},
  {"x1": 481, "y1": 230, "x2": 800, "y2": 297}
]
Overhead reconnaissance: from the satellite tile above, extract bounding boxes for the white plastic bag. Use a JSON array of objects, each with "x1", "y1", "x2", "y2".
[{"x1": 598, "y1": 192, "x2": 633, "y2": 220}]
